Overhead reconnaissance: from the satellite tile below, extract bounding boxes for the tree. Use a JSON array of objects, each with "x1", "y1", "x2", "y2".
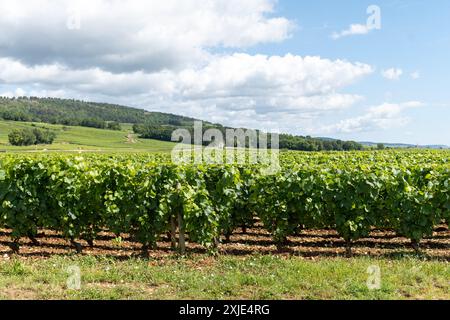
[
  {"x1": 33, "y1": 128, "x2": 56, "y2": 144},
  {"x1": 377, "y1": 143, "x2": 385, "y2": 150},
  {"x1": 107, "y1": 121, "x2": 121, "y2": 131},
  {"x1": 8, "y1": 129, "x2": 36, "y2": 146},
  {"x1": 80, "y1": 118, "x2": 106, "y2": 129},
  {"x1": 8, "y1": 128, "x2": 56, "y2": 146}
]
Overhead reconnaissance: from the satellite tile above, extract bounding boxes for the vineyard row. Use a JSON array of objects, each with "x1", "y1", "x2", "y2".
[{"x1": 0, "y1": 153, "x2": 448, "y2": 255}]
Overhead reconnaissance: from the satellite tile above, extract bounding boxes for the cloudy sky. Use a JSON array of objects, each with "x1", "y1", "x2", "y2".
[{"x1": 0, "y1": 0, "x2": 449, "y2": 145}]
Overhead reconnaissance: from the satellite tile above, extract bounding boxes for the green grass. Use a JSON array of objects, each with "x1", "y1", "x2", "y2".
[
  {"x1": 0, "y1": 120, "x2": 176, "y2": 153},
  {"x1": 0, "y1": 255, "x2": 448, "y2": 300}
]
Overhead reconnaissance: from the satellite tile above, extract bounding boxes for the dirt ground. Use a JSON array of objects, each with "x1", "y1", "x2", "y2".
[{"x1": 0, "y1": 223, "x2": 449, "y2": 261}]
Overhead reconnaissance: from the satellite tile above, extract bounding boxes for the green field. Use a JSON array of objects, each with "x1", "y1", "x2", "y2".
[
  {"x1": 0, "y1": 255, "x2": 448, "y2": 300},
  {"x1": 0, "y1": 121, "x2": 176, "y2": 153}
]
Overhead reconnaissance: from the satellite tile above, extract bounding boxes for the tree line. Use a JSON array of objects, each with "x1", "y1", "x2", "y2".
[{"x1": 133, "y1": 124, "x2": 363, "y2": 151}]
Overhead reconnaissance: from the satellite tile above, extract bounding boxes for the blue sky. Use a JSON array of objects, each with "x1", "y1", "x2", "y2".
[
  {"x1": 0, "y1": 0, "x2": 448, "y2": 145},
  {"x1": 247, "y1": 0, "x2": 450, "y2": 145}
]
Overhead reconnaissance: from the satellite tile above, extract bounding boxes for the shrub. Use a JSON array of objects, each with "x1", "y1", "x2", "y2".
[
  {"x1": 33, "y1": 128, "x2": 56, "y2": 144},
  {"x1": 107, "y1": 121, "x2": 122, "y2": 131},
  {"x1": 8, "y1": 129, "x2": 36, "y2": 146},
  {"x1": 8, "y1": 128, "x2": 56, "y2": 146}
]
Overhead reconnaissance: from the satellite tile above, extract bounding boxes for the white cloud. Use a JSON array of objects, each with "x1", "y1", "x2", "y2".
[
  {"x1": 169, "y1": 54, "x2": 372, "y2": 101},
  {"x1": 382, "y1": 68, "x2": 403, "y2": 80},
  {"x1": 319, "y1": 101, "x2": 423, "y2": 134},
  {"x1": 0, "y1": 0, "x2": 294, "y2": 73},
  {"x1": 332, "y1": 24, "x2": 371, "y2": 40},
  {"x1": 410, "y1": 71, "x2": 420, "y2": 80},
  {"x1": 0, "y1": 54, "x2": 373, "y2": 131},
  {"x1": 0, "y1": 54, "x2": 373, "y2": 96}
]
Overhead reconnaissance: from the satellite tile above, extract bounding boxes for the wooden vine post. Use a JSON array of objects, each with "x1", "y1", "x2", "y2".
[
  {"x1": 178, "y1": 212, "x2": 186, "y2": 255},
  {"x1": 345, "y1": 239, "x2": 353, "y2": 258},
  {"x1": 170, "y1": 216, "x2": 177, "y2": 250}
]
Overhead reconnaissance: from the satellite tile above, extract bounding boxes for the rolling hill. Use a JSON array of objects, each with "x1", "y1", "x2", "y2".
[
  {"x1": 0, "y1": 96, "x2": 209, "y2": 127},
  {"x1": 0, "y1": 120, "x2": 176, "y2": 153},
  {"x1": 0, "y1": 96, "x2": 364, "y2": 151}
]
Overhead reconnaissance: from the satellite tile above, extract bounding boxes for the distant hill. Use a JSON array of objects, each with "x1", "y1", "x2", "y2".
[
  {"x1": 0, "y1": 96, "x2": 202, "y2": 127},
  {"x1": 359, "y1": 141, "x2": 449, "y2": 150},
  {"x1": 0, "y1": 97, "x2": 363, "y2": 151},
  {"x1": 317, "y1": 136, "x2": 449, "y2": 150}
]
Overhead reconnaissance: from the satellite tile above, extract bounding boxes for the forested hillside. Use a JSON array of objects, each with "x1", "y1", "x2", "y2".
[{"x1": 0, "y1": 96, "x2": 198, "y2": 126}]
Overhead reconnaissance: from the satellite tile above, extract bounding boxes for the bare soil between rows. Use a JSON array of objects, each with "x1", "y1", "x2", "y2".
[{"x1": 1, "y1": 223, "x2": 449, "y2": 261}]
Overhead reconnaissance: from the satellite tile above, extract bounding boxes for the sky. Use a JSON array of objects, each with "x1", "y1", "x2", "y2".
[{"x1": 0, "y1": 0, "x2": 449, "y2": 145}]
